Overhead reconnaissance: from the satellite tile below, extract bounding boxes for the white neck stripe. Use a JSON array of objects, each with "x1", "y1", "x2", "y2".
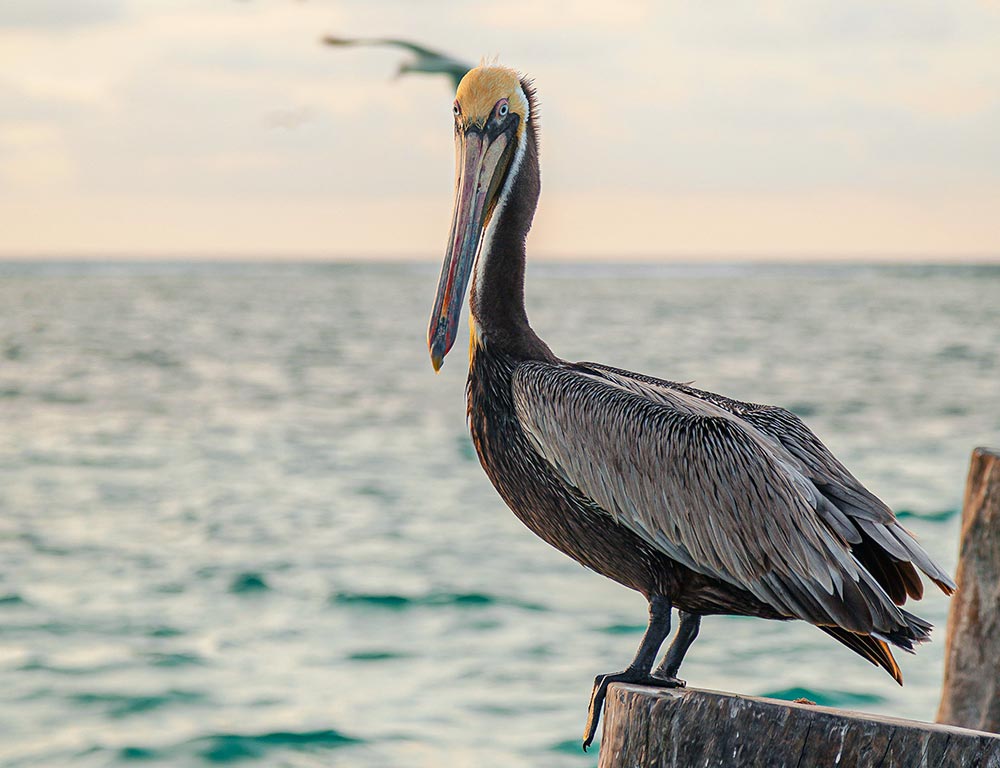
[{"x1": 474, "y1": 86, "x2": 528, "y2": 309}]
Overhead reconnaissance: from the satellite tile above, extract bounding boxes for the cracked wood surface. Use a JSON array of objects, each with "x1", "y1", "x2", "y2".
[{"x1": 598, "y1": 685, "x2": 1000, "y2": 767}]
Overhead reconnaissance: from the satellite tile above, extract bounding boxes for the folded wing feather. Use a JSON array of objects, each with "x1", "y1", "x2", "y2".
[
  {"x1": 511, "y1": 361, "x2": 932, "y2": 636},
  {"x1": 578, "y1": 362, "x2": 957, "y2": 598}
]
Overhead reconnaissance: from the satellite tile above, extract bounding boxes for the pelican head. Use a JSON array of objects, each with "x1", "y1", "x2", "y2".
[{"x1": 428, "y1": 65, "x2": 530, "y2": 371}]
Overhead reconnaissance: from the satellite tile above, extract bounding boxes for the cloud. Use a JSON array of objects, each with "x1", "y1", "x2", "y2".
[
  {"x1": 0, "y1": 120, "x2": 74, "y2": 191},
  {"x1": 0, "y1": 0, "x2": 124, "y2": 29},
  {"x1": 474, "y1": 0, "x2": 651, "y2": 30},
  {"x1": 0, "y1": 0, "x2": 998, "y2": 256}
]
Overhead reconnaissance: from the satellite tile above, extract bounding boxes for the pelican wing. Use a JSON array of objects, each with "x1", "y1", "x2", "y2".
[
  {"x1": 321, "y1": 36, "x2": 469, "y2": 67},
  {"x1": 321, "y1": 36, "x2": 471, "y2": 88},
  {"x1": 512, "y1": 361, "x2": 922, "y2": 636},
  {"x1": 578, "y1": 362, "x2": 956, "y2": 599},
  {"x1": 321, "y1": 36, "x2": 441, "y2": 57}
]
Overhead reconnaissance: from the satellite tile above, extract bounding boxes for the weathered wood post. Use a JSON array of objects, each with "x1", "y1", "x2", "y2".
[
  {"x1": 599, "y1": 446, "x2": 1000, "y2": 766},
  {"x1": 599, "y1": 685, "x2": 1000, "y2": 767},
  {"x1": 938, "y1": 446, "x2": 1000, "y2": 732}
]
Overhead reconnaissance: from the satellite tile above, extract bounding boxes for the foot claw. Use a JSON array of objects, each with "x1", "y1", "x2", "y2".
[
  {"x1": 650, "y1": 674, "x2": 686, "y2": 688},
  {"x1": 582, "y1": 670, "x2": 685, "y2": 751},
  {"x1": 582, "y1": 675, "x2": 610, "y2": 750}
]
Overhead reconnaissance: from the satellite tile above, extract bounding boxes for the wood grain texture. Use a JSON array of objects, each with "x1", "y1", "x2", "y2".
[
  {"x1": 599, "y1": 685, "x2": 1000, "y2": 768},
  {"x1": 938, "y1": 447, "x2": 1000, "y2": 732}
]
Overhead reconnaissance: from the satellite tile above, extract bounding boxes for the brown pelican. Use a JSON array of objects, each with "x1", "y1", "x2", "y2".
[
  {"x1": 321, "y1": 36, "x2": 471, "y2": 89},
  {"x1": 427, "y1": 65, "x2": 956, "y2": 750}
]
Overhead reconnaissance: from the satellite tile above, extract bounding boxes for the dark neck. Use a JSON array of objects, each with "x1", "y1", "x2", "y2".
[{"x1": 469, "y1": 121, "x2": 552, "y2": 361}]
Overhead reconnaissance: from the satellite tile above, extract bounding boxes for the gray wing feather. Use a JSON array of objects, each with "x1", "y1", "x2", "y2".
[
  {"x1": 578, "y1": 363, "x2": 956, "y2": 593},
  {"x1": 322, "y1": 36, "x2": 445, "y2": 58},
  {"x1": 512, "y1": 362, "x2": 914, "y2": 635},
  {"x1": 320, "y1": 36, "x2": 472, "y2": 87}
]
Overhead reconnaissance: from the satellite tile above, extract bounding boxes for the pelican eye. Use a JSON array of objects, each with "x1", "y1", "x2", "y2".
[
  {"x1": 453, "y1": 101, "x2": 461, "y2": 117},
  {"x1": 497, "y1": 100, "x2": 509, "y2": 118}
]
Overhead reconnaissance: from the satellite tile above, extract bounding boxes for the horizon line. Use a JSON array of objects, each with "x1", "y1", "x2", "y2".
[{"x1": 1, "y1": 252, "x2": 999, "y2": 265}]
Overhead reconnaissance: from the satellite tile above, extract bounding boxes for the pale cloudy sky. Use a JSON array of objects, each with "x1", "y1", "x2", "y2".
[{"x1": 1, "y1": 0, "x2": 998, "y2": 259}]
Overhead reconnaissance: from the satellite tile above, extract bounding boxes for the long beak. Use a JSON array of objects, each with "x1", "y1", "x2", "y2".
[{"x1": 428, "y1": 126, "x2": 514, "y2": 371}]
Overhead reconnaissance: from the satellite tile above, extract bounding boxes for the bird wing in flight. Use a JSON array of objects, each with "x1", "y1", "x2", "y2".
[
  {"x1": 321, "y1": 36, "x2": 472, "y2": 88},
  {"x1": 511, "y1": 361, "x2": 928, "y2": 639},
  {"x1": 322, "y1": 36, "x2": 449, "y2": 59}
]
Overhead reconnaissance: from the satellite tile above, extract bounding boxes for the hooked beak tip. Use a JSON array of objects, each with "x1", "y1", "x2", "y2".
[{"x1": 429, "y1": 326, "x2": 451, "y2": 372}]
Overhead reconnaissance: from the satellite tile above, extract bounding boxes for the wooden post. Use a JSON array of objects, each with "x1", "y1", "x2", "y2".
[
  {"x1": 599, "y1": 685, "x2": 1000, "y2": 768},
  {"x1": 938, "y1": 446, "x2": 1000, "y2": 732}
]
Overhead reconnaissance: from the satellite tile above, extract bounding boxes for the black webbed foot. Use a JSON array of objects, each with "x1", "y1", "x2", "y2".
[
  {"x1": 651, "y1": 672, "x2": 686, "y2": 688},
  {"x1": 582, "y1": 595, "x2": 677, "y2": 751},
  {"x1": 582, "y1": 669, "x2": 686, "y2": 751}
]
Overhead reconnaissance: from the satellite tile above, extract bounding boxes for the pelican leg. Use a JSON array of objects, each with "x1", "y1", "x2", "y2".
[
  {"x1": 653, "y1": 610, "x2": 701, "y2": 682},
  {"x1": 582, "y1": 595, "x2": 682, "y2": 751}
]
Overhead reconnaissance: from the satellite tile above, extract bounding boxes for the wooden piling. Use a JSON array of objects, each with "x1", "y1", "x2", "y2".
[
  {"x1": 599, "y1": 685, "x2": 1000, "y2": 767},
  {"x1": 598, "y1": 449, "x2": 1000, "y2": 765},
  {"x1": 938, "y1": 446, "x2": 1000, "y2": 732}
]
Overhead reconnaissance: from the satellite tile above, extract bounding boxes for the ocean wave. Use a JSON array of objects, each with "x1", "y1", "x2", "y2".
[
  {"x1": 115, "y1": 728, "x2": 363, "y2": 764},
  {"x1": 70, "y1": 689, "x2": 209, "y2": 718},
  {"x1": 0, "y1": 593, "x2": 28, "y2": 607},
  {"x1": 597, "y1": 622, "x2": 646, "y2": 635},
  {"x1": 346, "y1": 650, "x2": 412, "y2": 662},
  {"x1": 228, "y1": 572, "x2": 270, "y2": 594},
  {"x1": 144, "y1": 652, "x2": 205, "y2": 668},
  {"x1": 759, "y1": 686, "x2": 886, "y2": 708},
  {"x1": 895, "y1": 508, "x2": 958, "y2": 522},
  {"x1": 330, "y1": 591, "x2": 546, "y2": 612}
]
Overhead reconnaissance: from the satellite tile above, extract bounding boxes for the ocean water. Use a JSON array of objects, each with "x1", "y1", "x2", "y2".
[{"x1": 0, "y1": 261, "x2": 998, "y2": 767}]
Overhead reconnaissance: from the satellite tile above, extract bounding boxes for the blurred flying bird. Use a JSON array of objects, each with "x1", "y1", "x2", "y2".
[
  {"x1": 321, "y1": 36, "x2": 472, "y2": 89},
  {"x1": 425, "y1": 64, "x2": 957, "y2": 751}
]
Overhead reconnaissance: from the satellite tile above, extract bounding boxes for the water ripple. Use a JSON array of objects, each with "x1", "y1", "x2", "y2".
[
  {"x1": 113, "y1": 729, "x2": 364, "y2": 764},
  {"x1": 228, "y1": 572, "x2": 270, "y2": 594},
  {"x1": 330, "y1": 591, "x2": 546, "y2": 612},
  {"x1": 1, "y1": 262, "x2": 993, "y2": 767},
  {"x1": 70, "y1": 689, "x2": 209, "y2": 718},
  {"x1": 760, "y1": 687, "x2": 887, "y2": 708}
]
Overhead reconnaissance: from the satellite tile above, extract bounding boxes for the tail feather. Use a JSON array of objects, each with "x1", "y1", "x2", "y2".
[
  {"x1": 879, "y1": 608, "x2": 933, "y2": 652},
  {"x1": 819, "y1": 626, "x2": 903, "y2": 684},
  {"x1": 820, "y1": 606, "x2": 933, "y2": 684},
  {"x1": 896, "y1": 561, "x2": 924, "y2": 601}
]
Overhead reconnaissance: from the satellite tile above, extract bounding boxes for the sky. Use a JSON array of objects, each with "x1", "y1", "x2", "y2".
[{"x1": 1, "y1": 0, "x2": 999, "y2": 260}]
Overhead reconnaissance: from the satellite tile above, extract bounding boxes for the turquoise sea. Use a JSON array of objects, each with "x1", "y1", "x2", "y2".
[{"x1": 0, "y1": 261, "x2": 998, "y2": 767}]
